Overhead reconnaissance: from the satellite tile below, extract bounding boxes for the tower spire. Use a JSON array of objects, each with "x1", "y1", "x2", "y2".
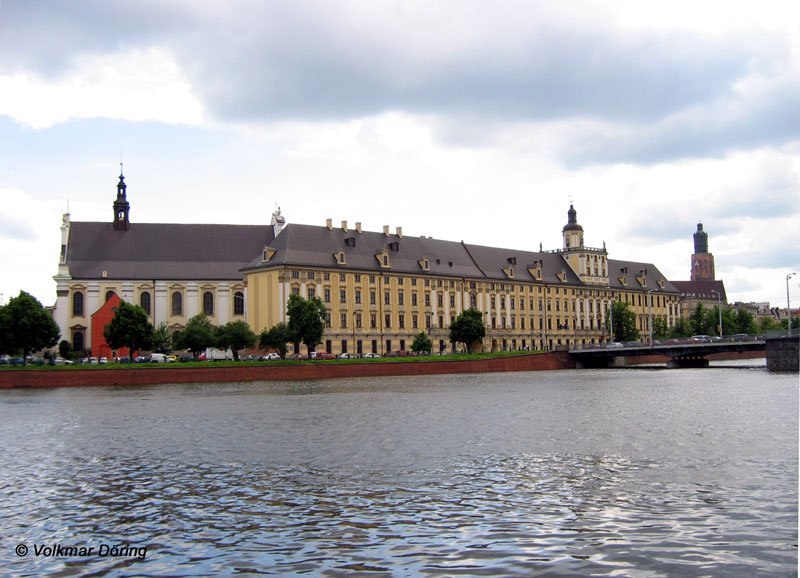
[{"x1": 113, "y1": 167, "x2": 130, "y2": 231}]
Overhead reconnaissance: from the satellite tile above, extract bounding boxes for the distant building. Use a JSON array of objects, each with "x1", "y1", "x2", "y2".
[{"x1": 672, "y1": 222, "x2": 727, "y2": 317}]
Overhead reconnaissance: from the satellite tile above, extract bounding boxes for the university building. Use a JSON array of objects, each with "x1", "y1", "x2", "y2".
[{"x1": 53, "y1": 173, "x2": 682, "y2": 356}]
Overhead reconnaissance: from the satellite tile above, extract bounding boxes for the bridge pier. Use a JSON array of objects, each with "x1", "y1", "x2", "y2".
[{"x1": 668, "y1": 357, "x2": 710, "y2": 369}]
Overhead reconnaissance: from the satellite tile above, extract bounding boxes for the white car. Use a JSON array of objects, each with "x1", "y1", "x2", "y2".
[{"x1": 362, "y1": 352, "x2": 381, "y2": 358}]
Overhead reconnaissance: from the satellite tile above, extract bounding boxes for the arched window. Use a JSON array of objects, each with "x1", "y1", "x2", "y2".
[
  {"x1": 140, "y1": 291, "x2": 151, "y2": 315},
  {"x1": 203, "y1": 291, "x2": 214, "y2": 316},
  {"x1": 72, "y1": 292, "x2": 84, "y2": 316},
  {"x1": 233, "y1": 291, "x2": 245, "y2": 316},
  {"x1": 105, "y1": 290, "x2": 115, "y2": 302},
  {"x1": 72, "y1": 330, "x2": 84, "y2": 352},
  {"x1": 171, "y1": 291, "x2": 183, "y2": 316}
]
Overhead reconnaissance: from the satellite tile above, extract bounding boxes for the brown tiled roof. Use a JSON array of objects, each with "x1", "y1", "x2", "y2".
[
  {"x1": 244, "y1": 223, "x2": 681, "y2": 293},
  {"x1": 608, "y1": 259, "x2": 680, "y2": 293},
  {"x1": 672, "y1": 280, "x2": 727, "y2": 301},
  {"x1": 67, "y1": 222, "x2": 275, "y2": 280}
]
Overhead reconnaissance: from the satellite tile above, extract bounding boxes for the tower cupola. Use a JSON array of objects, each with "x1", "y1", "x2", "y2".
[
  {"x1": 113, "y1": 164, "x2": 130, "y2": 231},
  {"x1": 562, "y1": 203, "x2": 584, "y2": 250},
  {"x1": 693, "y1": 222, "x2": 708, "y2": 254}
]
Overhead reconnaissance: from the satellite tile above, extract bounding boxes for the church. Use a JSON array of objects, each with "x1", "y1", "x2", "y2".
[{"x1": 53, "y1": 172, "x2": 683, "y2": 356}]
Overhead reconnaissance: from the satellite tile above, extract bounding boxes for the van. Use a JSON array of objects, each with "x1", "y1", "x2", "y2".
[{"x1": 150, "y1": 353, "x2": 168, "y2": 363}]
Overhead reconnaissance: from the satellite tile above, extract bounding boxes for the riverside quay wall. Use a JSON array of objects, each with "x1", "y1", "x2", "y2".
[
  {"x1": 0, "y1": 352, "x2": 574, "y2": 389},
  {"x1": 766, "y1": 335, "x2": 799, "y2": 372}
]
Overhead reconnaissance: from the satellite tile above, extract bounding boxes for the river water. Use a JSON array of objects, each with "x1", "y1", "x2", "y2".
[{"x1": 1, "y1": 361, "x2": 796, "y2": 577}]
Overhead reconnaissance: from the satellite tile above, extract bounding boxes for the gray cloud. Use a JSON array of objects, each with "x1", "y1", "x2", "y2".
[
  {"x1": 0, "y1": 213, "x2": 36, "y2": 241},
  {"x1": 1, "y1": 0, "x2": 796, "y2": 166}
]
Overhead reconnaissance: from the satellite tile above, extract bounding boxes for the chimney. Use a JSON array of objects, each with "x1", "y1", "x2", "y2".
[
  {"x1": 326, "y1": 218, "x2": 333, "y2": 230},
  {"x1": 396, "y1": 226, "x2": 403, "y2": 238},
  {"x1": 341, "y1": 220, "x2": 348, "y2": 232},
  {"x1": 383, "y1": 225, "x2": 389, "y2": 236},
  {"x1": 355, "y1": 222, "x2": 362, "y2": 234}
]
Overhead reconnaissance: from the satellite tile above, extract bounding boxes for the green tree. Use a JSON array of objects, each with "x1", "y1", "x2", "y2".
[
  {"x1": 216, "y1": 320, "x2": 257, "y2": 361},
  {"x1": 609, "y1": 301, "x2": 639, "y2": 342},
  {"x1": 689, "y1": 303, "x2": 716, "y2": 336},
  {"x1": 260, "y1": 322, "x2": 290, "y2": 359},
  {"x1": 286, "y1": 294, "x2": 326, "y2": 358},
  {"x1": 174, "y1": 314, "x2": 216, "y2": 359},
  {"x1": 58, "y1": 339, "x2": 72, "y2": 359},
  {"x1": 0, "y1": 291, "x2": 60, "y2": 364},
  {"x1": 104, "y1": 301, "x2": 153, "y2": 361},
  {"x1": 411, "y1": 331, "x2": 432, "y2": 355},
  {"x1": 652, "y1": 317, "x2": 670, "y2": 340},
  {"x1": 151, "y1": 323, "x2": 172, "y2": 354},
  {"x1": 670, "y1": 317, "x2": 693, "y2": 338},
  {"x1": 449, "y1": 308, "x2": 486, "y2": 353},
  {"x1": 758, "y1": 316, "x2": 780, "y2": 333},
  {"x1": 732, "y1": 308, "x2": 757, "y2": 335}
]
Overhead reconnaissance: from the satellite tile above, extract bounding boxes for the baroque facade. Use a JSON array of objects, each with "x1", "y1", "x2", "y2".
[
  {"x1": 242, "y1": 206, "x2": 682, "y2": 354},
  {"x1": 54, "y1": 172, "x2": 682, "y2": 355}
]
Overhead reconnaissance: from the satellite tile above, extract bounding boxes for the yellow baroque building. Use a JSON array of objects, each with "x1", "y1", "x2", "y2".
[{"x1": 242, "y1": 205, "x2": 682, "y2": 355}]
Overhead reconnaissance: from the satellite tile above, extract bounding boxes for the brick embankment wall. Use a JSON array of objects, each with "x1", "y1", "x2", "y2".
[{"x1": 0, "y1": 352, "x2": 575, "y2": 389}]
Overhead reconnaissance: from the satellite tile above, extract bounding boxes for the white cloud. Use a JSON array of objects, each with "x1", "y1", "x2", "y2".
[{"x1": 0, "y1": 47, "x2": 204, "y2": 129}]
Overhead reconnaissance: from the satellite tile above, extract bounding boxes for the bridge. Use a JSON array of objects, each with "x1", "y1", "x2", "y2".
[{"x1": 570, "y1": 339, "x2": 766, "y2": 369}]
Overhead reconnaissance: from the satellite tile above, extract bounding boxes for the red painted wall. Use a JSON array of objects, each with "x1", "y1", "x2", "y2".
[{"x1": 90, "y1": 294, "x2": 130, "y2": 359}]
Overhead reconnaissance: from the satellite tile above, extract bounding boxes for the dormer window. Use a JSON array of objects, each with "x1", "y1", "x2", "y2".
[
  {"x1": 419, "y1": 257, "x2": 431, "y2": 272},
  {"x1": 333, "y1": 250, "x2": 346, "y2": 265},
  {"x1": 375, "y1": 247, "x2": 391, "y2": 269},
  {"x1": 503, "y1": 266, "x2": 515, "y2": 279},
  {"x1": 261, "y1": 246, "x2": 276, "y2": 262}
]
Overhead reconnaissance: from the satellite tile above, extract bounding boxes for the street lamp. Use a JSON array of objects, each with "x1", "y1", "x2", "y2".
[
  {"x1": 647, "y1": 289, "x2": 656, "y2": 347},
  {"x1": 710, "y1": 290, "x2": 722, "y2": 337},
  {"x1": 788, "y1": 273, "x2": 797, "y2": 337}
]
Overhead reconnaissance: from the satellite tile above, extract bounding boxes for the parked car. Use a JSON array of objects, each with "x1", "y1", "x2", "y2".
[
  {"x1": 9, "y1": 357, "x2": 25, "y2": 366},
  {"x1": 314, "y1": 352, "x2": 336, "y2": 360},
  {"x1": 166, "y1": 355, "x2": 177, "y2": 363},
  {"x1": 362, "y1": 352, "x2": 381, "y2": 358},
  {"x1": 98, "y1": 357, "x2": 108, "y2": 364},
  {"x1": 259, "y1": 352, "x2": 281, "y2": 361},
  {"x1": 337, "y1": 353, "x2": 355, "y2": 359},
  {"x1": 179, "y1": 355, "x2": 195, "y2": 362},
  {"x1": 287, "y1": 353, "x2": 305, "y2": 361},
  {"x1": 690, "y1": 335, "x2": 711, "y2": 343},
  {"x1": 606, "y1": 342, "x2": 624, "y2": 348}
]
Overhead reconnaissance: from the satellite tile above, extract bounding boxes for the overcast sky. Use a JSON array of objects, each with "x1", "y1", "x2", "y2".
[{"x1": 1, "y1": 0, "x2": 798, "y2": 309}]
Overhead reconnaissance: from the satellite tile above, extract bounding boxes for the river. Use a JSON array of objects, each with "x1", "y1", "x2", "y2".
[{"x1": 1, "y1": 361, "x2": 796, "y2": 576}]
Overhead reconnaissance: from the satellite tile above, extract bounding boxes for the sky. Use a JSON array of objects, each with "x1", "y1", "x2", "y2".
[{"x1": 1, "y1": 0, "x2": 798, "y2": 309}]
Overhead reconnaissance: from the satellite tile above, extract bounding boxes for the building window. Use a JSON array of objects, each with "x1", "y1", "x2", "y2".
[
  {"x1": 385, "y1": 313, "x2": 391, "y2": 328},
  {"x1": 140, "y1": 291, "x2": 151, "y2": 315},
  {"x1": 355, "y1": 274, "x2": 361, "y2": 282},
  {"x1": 171, "y1": 291, "x2": 183, "y2": 316},
  {"x1": 324, "y1": 272, "x2": 330, "y2": 281},
  {"x1": 370, "y1": 290, "x2": 376, "y2": 305},
  {"x1": 324, "y1": 288, "x2": 331, "y2": 303},
  {"x1": 307, "y1": 287, "x2": 315, "y2": 300},
  {"x1": 72, "y1": 330, "x2": 84, "y2": 352},
  {"x1": 292, "y1": 287, "x2": 300, "y2": 295},
  {"x1": 438, "y1": 293, "x2": 443, "y2": 307},
  {"x1": 470, "y1": 294, "x2": 477, "y2": 308},
  {"x1": 203, "y1": 291, "x2": 214, "y2": 316},
  {"x1": 398, "y1": 291, "x2": 404, "y2": 306},
  {"x1": 425, "y1": 314, "x2": 431, "y2": 329},
  {"x1": 370, "y1": 313, "x2": 377, "y2": 329},
  {"x1": 412, "y1": 314, "x2": 418, "y2": 329},
  {"x1": 425, "y1": 294, "x2": 431, "y2": 307},
  {"x1": 292, "y1": 270, "x2": 300, "y2": 279},
  {"x1": 325, "y1": 312, "x2": 331, "y2": 328},
  {"x1": 356, "y1": 313, "x2": 362, "y2": 328},
  {"x1": 370, "y1": 275, "x2": 376, "y2": 284},
  {"x1": 412, "y1": 292, "x2": 418, "y2": 306},
  {"x1": 308, "y1": 271, "x2": 315, "y2": 280},
  {"x1": 355, "y1": 289, "x2": 362, "y2": 304},
  {"x1": 340, "y1": 289, "x2": 347, "y2": 303},
  {"x1": 234, "y1": 291, "x2": 245, "y2": 315},
  {"x1": 72, "y1": 291, "x2": 84, "y2": 316},
  {"x1": 340, "y1": 273, "x2": 346, "y2": 282},
  {"x1": 384, "y1": 290, "x2": 390, "y2": 305},
  {"x1": 105, "y1": 290, "x2": 115, "y2": 302},
  {"x1": 450, "y1": 294, "x2": 455, "y2": 307},
  {"x1": 399, "y1": 314, "x2": 405, "y2": 329},
  {"x1": 340, "y1": 312, "x2": 347, "y2": 328}
]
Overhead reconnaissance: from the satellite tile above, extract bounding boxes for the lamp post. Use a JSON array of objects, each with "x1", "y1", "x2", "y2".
[
  {"x1": 647, "y1": 289, "x2": 656, "y2": 347},
  {"x1": 788, "y1": 273, "x2": 797, "y2": 337},
  {"x1": 608, "y1": 301, "x2": 614, "y2": 344},
  {"x1": 710, "y1": 290, "x2": 722, "y2": 337}
]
